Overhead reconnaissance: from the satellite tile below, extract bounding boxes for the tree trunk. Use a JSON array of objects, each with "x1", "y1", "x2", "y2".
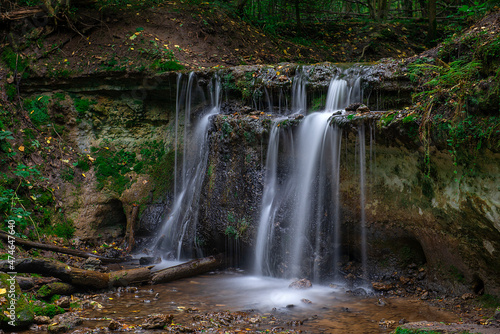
[
  {"x1": 427, "y1": 0, "x2": 437, "y2": 43},
  {"x1": 151, "y1": 255, "x2": 222, "y2": 284},
  {"x1": 294, "y1": 0, "x2": 302, "y2": 33},
  {"x1": 123, "y1": 204, "x2": 139, "y2": 253},
  {"x1": 0, "y1": 258, "x2": 110, "y2": 289},
  {"x1": 0, "y1": 256, "x2": 223, "y2": 289},
  {"x1": 0, "y1": 231, "x2": 129, "y2": 263}
]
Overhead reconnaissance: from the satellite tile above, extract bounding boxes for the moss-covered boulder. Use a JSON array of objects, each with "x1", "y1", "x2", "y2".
[{"x1": 0, "y1": 272, "x2": 34, "y2": 329}]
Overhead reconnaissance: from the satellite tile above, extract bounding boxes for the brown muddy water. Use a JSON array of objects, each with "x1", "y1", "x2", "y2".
[{"x1": 32, "y1": 271, "x2": 459, "y2": 333}]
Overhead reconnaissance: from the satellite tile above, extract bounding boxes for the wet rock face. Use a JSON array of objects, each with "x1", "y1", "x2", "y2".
[{"x1": 197, "y1": 113, "x2": 268, "y2": 258}]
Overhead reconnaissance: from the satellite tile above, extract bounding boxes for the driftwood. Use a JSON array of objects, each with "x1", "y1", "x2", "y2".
[
  {"x1": 0, "y1": 255, "x2": 222, "y2": 289},
  {"x1": 0, "y1": 231, "x2": 129, "y2": 263},
  {"x1": 151, "y1": 255, "x2": 221, "y2": 284}
]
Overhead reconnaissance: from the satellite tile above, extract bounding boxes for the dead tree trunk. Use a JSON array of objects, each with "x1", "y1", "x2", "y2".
[
  {"x1": 151, "y1": 255, "x2": 221, "y2": 284},
  {"x1": 0, "y1": 231, "x2": 129, "y2": 263},
  {"x1": 0, "y1": 256, "x2": 223, "y2": 289}
]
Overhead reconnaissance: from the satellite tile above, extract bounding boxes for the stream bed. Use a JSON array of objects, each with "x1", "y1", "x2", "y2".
[{"x1": 62, "y1": 271, "x2": 458, "y2": 333}]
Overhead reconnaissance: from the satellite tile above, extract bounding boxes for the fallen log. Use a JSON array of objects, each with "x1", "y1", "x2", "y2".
[
  {"x1": 0, "y1": 255, "x2": 224, "y2": 289},
  {"x1": 151, "y1": 255, "x2": 221, "y2": 284},
  {"x1": 0, "y1": 258, "x2": 110, "y2": 289},
  {"x1": 0, "y1": 231, "x2": 129, "y2": 263},
  {"x1": 0, "y1": 7, "x2": 45, "y2": 21}
]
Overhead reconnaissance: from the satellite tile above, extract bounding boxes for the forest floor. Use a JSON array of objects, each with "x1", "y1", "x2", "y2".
[{"x1": 1, "y1": 0, "x2": 436, "y2": 78}]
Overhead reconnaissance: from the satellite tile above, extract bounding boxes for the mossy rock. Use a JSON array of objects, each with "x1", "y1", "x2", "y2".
[
  {"x1": 37, "y1": 283, "x2": 75, "y2": 299},
  {"x1": 32, "y1": 304, "x2": 65, "y2": 318},
  {"x1": 0, "y1": 272, "x2": 35, "y2": 329}
]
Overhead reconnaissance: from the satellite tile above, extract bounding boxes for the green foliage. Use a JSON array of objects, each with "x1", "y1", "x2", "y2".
[
  {"x1": 1, "y1": 47, "x2": 29, "y2": 75},
  {"x1": 5, "y1": 84, "x2": 17, "y2": 101},
  {"x1": 52, "y1": 220, "x2": 75, "y2": 239},
  {"x1": 380, "y1": 112, "x2": 396, "y2": 127},
  {"x1": 92, "y1": 145, "x2": 137, "y2": 193},
  {"x1": 221, "y1": 121, "x2": 233, "y2": 138},
  {"x1": 222, "y1": 73, "x2": 237, "y2": 91},
  {"x1": 225, "y1": 213, "x2": 249, "y2": 240},
  {"x1": 74, "y1": 97, "x2": 95, "y2": 115},
  {"x1": 150, "y1": 59, "x2": 184, "y2": 72},
  {"x1": 393, "y1": 328, "x2": 443, "y2": 334},
  {"x1": 0, "y1": 130, "x2": 14, "y2": 158},
  {"x1": 478, "y1": 294, "x2": 500, "y2": 308},
  {"x1": 75, "y1": 158, "x2": 91, "y2": 172},
  {"x1": 25, "y1": 96, "x2": 50, "y2": 126},
  {"x1": 32, "y1": 304, "x2": 65, "y2": 318}
]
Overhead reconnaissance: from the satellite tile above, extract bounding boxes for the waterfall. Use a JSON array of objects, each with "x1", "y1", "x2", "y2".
[
  {"x1": 254, "y1": 69, "x2": 365, "y2": 281},
  {"x1": 291, "y1": 67, "x2": 307, "y2": 114},
  {"x1": 154, "y1": 74, "x2": 221, "y2": 260}
]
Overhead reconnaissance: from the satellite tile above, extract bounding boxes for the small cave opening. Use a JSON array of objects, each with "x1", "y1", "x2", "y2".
[
  {"x1": 472, "y1": 274, "x2": 485, "y2": 295},
  {"x1": 94, "y1": 198, "x2": 127, "y2": 240}
]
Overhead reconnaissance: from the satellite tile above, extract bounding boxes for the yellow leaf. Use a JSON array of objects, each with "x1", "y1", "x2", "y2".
[
  {"x1": 0, "y1": 289, "x2": 6, "y2": 294},
  {"x1": 82, "y1": 173, "x2": 86, "y2": 177},
  {"x1": 46, "y1": 140, "x2": 51, "y2": 144},
  {"x1": 18, "y1": 146, "x2": 24, "y2": 151},
  {"x1": 276, "y1": 71, "x2": 280, "y2": 75}
]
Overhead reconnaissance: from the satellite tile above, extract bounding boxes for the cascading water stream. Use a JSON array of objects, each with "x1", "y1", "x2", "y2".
[
  {"x1": 154, "y1": 74, "x2": 221, "y2": 260},
  {"x1": 291, "y1": 67, "x2": 307, "y2": 114},
  {"x1": 254, "y1": 69, "x2": 366, "y2": 282}
]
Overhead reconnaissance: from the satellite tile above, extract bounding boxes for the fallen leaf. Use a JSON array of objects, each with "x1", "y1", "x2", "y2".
[{"x1": 18, "y1": 146, "x2": 24, "y2": 151}]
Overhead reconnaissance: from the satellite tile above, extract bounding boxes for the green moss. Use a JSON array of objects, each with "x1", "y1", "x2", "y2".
[
  {"x1": 150, "y1": 59, "x2": 184, "y2": 72},
  {"x1": 1, "y1": 47, "x2": 29, "y2": 75},
  {"x1": 36, "y1": 285, "x2": 51, "y2": 298},
  {"x1": 380, "y1": 112, "x2": 396, "y2": 127},
  {"x1": 32, "y1": 304, "x2": 65, "y2": 318},
  {"x1": 24, "y1": 96, "x2": 50, "y2": 127},
  {"x1": 74, "y1": 97, "x2": 96, "y2": 115},
  {"x1": 52, "y1": 220, "x2": 75, "y2": 239},
  {"x1": 151, "y1": 149, "x2": 176, "y2": 199},
  {"x1": 393, "y1": 328, "x2": 444, "y2": 334},
  {"x1": 93, "y1": 146, "x2": 137, "y2": 194},
  {"x1": 75, "y1": 158, "x2": 91, "y2": 172}
]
